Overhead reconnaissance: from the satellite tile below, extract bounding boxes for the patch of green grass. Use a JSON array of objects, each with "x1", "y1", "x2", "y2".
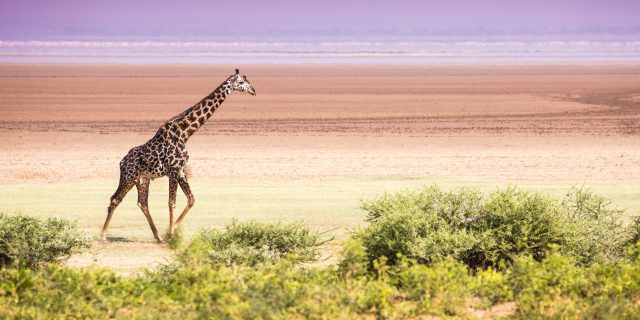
[
  {"x1": 1, "y1": 177, "x2": 638, "y2": 240},
  {"x1": 165, "y1": 227, "x2": 184, "y2": 250}
]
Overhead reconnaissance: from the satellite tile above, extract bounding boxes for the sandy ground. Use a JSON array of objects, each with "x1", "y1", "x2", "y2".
[
  {"x1": 1, "y1": 63, "x2": 639, "y2": 272},
  {"x1": 1, "y1": 63, "x2": 639, "y2": 183}
]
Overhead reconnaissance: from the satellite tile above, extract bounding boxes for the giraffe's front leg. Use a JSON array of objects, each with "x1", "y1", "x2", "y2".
[
  {"x1": 101, "y1": 177, "x2": 135, "y2": 241},
  {"x1": 137, "y1": 177, "x2": 164, "y2": 244},
  {"x1": 174, "y1": 174, "x2": 195, "y2": 230},
  {"x1": 168, "y1": 175, "x2": 178, "y2": 236}
]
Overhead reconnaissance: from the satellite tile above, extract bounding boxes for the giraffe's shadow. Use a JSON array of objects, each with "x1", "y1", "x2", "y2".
[{"x1": 104, "y1": 236, "x2": 135, "y2": 243}]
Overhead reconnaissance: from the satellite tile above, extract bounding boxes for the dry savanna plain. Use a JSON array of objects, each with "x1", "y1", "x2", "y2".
[{"x1": 0, "y1": 63, "x2": 639, "y2": 273}]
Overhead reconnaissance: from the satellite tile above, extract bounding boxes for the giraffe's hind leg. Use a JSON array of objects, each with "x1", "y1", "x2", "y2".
[
  {"x1": 100, "y1": 176, "x2": 135, "y2": 241},
  {"x1": 168, "y1": 175, "x2": 178, "y2": 236},
  {"x1": 136, "y1": 176, "x2": 164, "y2": 243},
  {"x1": 174, "y1": 174, "x2": 195, "y2": 230}
]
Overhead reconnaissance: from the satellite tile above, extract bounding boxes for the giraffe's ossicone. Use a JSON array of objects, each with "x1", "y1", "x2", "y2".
[{"x1": 100, "y1": 69, "x2": 256, "y2": 243}]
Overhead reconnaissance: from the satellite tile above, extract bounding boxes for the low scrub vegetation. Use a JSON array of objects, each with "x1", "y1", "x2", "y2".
[
  {"x1": 2, "y1": 245, "x2": 640, "y2": 318},
  {"x1": 0, "y1": 214, "x2": 90, "y2": 268},
  {"x1": 1, "y1": 186, "x2": 639, "y2": 319},
  {"x1": 177, "y1": 220, "x2": 327, "y2": 266},
  {"x1": 359, "y1": 186, "x2": 634, "y2": 268}
]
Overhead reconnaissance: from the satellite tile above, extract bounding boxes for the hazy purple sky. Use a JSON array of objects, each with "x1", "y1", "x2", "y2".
[{"x1": 1, "y1": 0, "x2": 639, "y2": 40}]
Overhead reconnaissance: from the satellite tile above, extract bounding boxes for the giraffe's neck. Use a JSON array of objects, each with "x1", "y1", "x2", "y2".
[{"x1": 162, "y1": 77, "x2": 233, "y2": 144}]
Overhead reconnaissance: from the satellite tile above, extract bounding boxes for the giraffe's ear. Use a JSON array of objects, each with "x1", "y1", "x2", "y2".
[{"x1": 235, "y1": 69, "x2": 240, "y2": 75}]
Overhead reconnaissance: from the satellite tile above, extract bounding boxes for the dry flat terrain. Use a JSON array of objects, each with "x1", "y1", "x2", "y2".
[
  {"x1": 0, "y1": 63, "x2": 639, "y2": 272},
  {"x1": 1, "y1": 64, "x2": 639, "y2": 182}
]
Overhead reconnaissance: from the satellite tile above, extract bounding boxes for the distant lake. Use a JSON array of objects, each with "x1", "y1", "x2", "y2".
[{"x1": 1, "y1": 40, "x2": 639, "y2": 63}]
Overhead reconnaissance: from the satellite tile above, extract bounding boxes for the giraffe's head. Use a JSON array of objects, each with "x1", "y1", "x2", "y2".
[{"x1": 229, "y1": 69, "x2": 256, "y2": 96}]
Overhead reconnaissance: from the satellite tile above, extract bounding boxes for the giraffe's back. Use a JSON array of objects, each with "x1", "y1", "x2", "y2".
[{"x1": 119, "y1": 135, "x2": 189, "y2": 182}]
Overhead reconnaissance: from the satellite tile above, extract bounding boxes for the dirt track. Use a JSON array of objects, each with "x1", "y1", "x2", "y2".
[{"x1": 1, "y1": 63, "x2": 639, "y2": 183}]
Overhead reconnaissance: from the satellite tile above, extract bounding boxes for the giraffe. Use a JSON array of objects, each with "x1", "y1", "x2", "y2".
[{"x1": 100, "y1": 69, "x2": 256, "y2": 243}]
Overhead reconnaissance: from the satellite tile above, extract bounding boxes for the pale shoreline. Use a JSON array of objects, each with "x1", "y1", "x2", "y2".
[{"x1": 2, "y1": 39, "x2": 640, "y2": 64}]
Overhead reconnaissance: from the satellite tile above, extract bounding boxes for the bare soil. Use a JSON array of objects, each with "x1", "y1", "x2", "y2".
[{"x1": 1, "y1": 63, "x2": 639, "y2": 184}]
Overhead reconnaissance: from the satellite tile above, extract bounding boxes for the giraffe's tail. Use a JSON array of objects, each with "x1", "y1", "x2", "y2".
[{"x1": 183, "y1": 164, "x2": 193, "y2": 179}]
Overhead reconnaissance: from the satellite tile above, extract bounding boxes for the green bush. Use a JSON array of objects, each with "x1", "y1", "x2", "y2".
[
  {"x1": 562, "y1": 187, "x2": 630, "y2": 264},
  {"x1": 465, "y1": 188, "x2": 570, "y2": 268},
  {"x1": 178, "y1": 220, "x2": 326, "y2": 266},
  {"x1": 472, "y1": 267, "x2": 513, "y2": 305},
  {"x1": 626, "y1": 216, "x2": 640, "y2": 247},
  {"x1": 359, "y1": 186, "x2": 481, "y2": 265},
  {"x1": 3, "y1": 251, "x2": 639, "y2": 319},
  {"x1": 2, "y1": 217, "x2": 640, "y2": 318},
  {"x1": 337, "y1": 238, "x2": 369, "y2": 278},
  {"x1": 359, "y1": 186, "x2": 632, "y2": 269},
  {"x1": 508, "y1": 253, "x2": 640, "y2": 318},
  {"x1": 0, "y1": 214, "x2": 90, "y2": 268},
  {"x1": 394, "y1": 258, "x2": 474, "y2": 315}
]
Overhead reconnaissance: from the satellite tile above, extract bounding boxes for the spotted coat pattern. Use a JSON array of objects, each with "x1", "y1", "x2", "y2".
[{"x1": 100, "y1": 69, "x2": 256, "y2": 243}]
